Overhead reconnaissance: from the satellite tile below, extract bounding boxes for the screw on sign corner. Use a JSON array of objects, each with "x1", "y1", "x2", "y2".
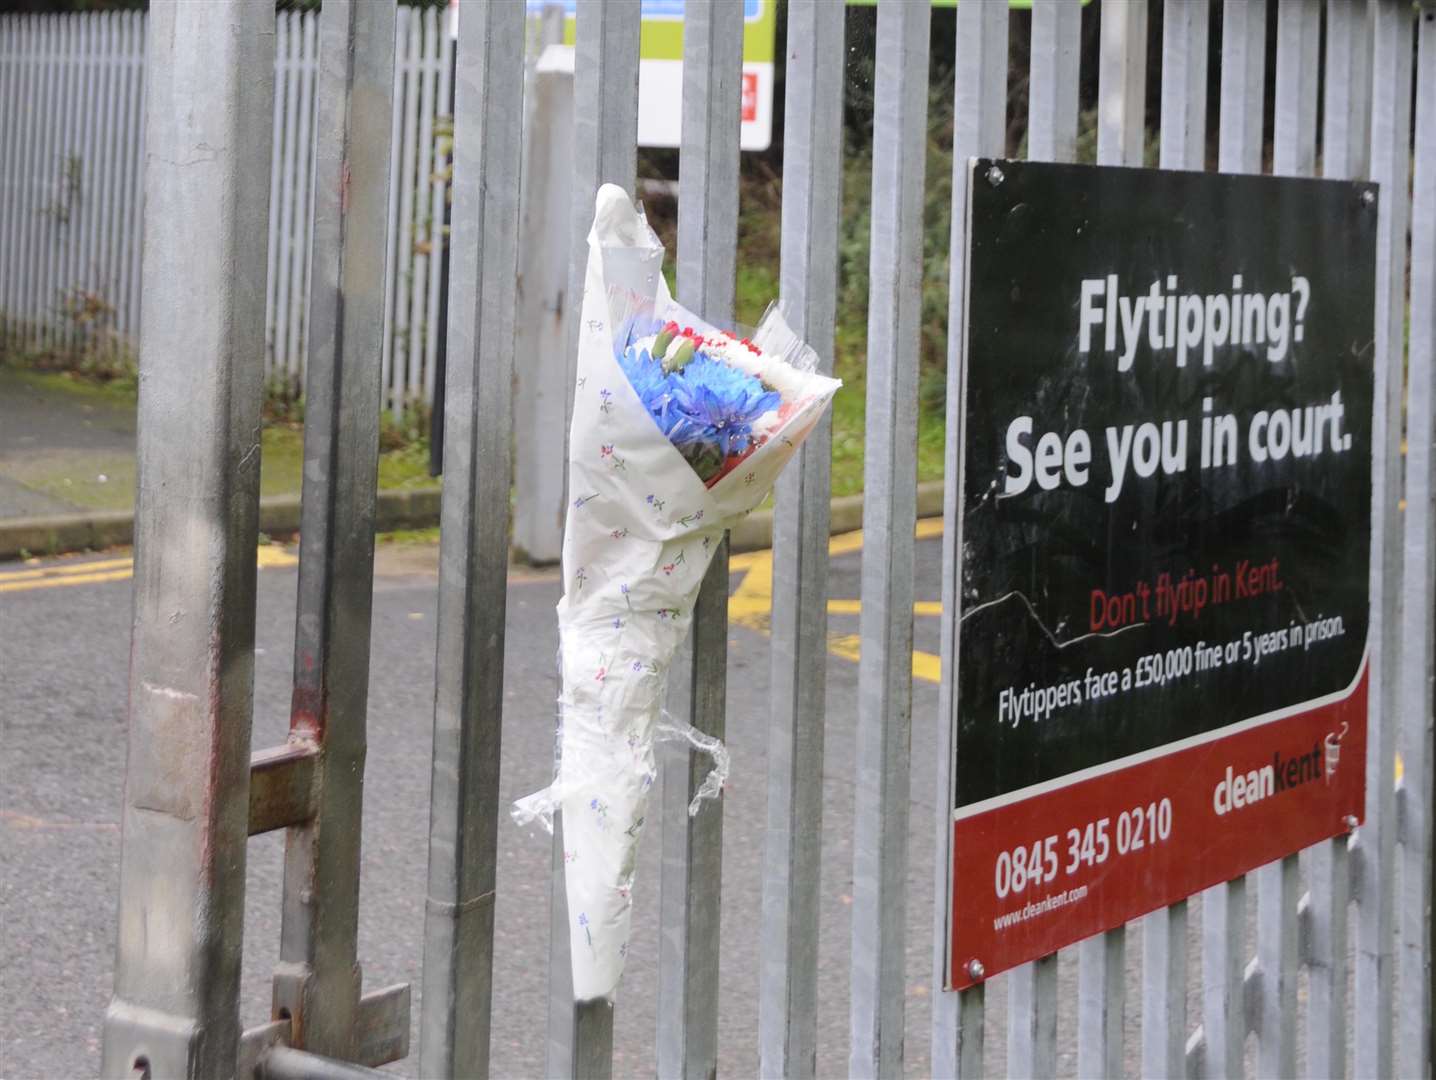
[
  {"x1": 966, "y1": 958, "x2": 986, "y2": 981},
  {"x1": 985, "y1": 165, "x2": 1004, "y2": 188}
]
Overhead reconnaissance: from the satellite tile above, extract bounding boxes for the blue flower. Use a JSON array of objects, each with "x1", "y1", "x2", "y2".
[
  {"x1": 618, "y1": 347, "x2": 673, "y2": 419},
  {"x1": 668, "y1": 355, "x2": 780, "y2": 455},
  {"x1": 616, "y1": 328, "x2": 780, "y2": 481}
]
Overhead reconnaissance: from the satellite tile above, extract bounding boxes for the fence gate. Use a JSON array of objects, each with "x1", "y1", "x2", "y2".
[{"x1": 94, "y1": 0, "x2": 1435, "y2": 1078}]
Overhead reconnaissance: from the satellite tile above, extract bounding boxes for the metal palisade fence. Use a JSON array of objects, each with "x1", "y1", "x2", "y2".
[
  {"x1": 0, "y1": 6, "x2": 453, "y2": 413},
  {"x1": 72, "y1": 0, "x2": 1436, "y2": 1077},
  {"x1": 0, "y1": 10, "x2": 144, "y2": 364}
]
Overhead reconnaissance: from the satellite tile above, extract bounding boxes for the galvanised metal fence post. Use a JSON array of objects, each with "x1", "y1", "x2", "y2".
[
  {"x1": 418, "y1": 1, "x2": 525, "y2": 1076},
  {"x1": 1079, "y1": 8, "x2": 1149, "y2": 1074},
  {"x1": 1398, "y1": 4, "x2": 1436, "y2": 1076},
  {"x1": 931, "y1": 3, "x2": 1007, "y2": 1076},
  {"x1": 550, "y1": 4, "x2": 639, "y2": 1076},
  {"x1": 1356, "y1": 4, "x2": 1416, "y2": 1077},
  {"x1": 1010, "y1": 0, "x2": 1097, "y2": 1062},
  {"x1": 270, "y1": 0, "x2": 402, "y2": 1063},
  {"x1": 15, "y1": 12, "x2": 37, "y2": 341},
  {"x1": 1247, "y1": 8, "x2": 1323, "y2": 1076},
  {"x1": 32, "y1": 14, "x2": 56, "y2": 350},
  {"x1": 0, "y1": 18, "x2": 20, "y2": 342},
  {"x1": 658, "y1": 2, "x2": 743, "y2": 1077},
  {"x1": 1196, "y1": 6, "x2": 1266, "y2": 1077},
  {"x1": 99, "y1": 1, "x2": 274, "y2": 1075},
  {"x1": 849, "y1": 3, "x2": 929, "y2": 1077},
  {"x1": 758, "y1": 2, "x2": 844, "y2": 1076},
  {"x1": 1140, "y1": 4, "x2": 1208, "y2": 1075}
]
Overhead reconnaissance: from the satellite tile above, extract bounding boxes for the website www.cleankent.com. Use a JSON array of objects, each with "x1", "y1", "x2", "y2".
[{"x1": 993, "y1": 884, "x2": 1089, "y2": 932}]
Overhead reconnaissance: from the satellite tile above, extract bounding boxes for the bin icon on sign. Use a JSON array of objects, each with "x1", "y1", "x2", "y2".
[{"x1": 1325, "y1": 721, "x2": 1349, "y2": 784}]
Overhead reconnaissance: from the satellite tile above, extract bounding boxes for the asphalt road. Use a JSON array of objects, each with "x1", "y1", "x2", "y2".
[{"x1": 1, "y1": 528, "x2": 1150, "y2": 1079}]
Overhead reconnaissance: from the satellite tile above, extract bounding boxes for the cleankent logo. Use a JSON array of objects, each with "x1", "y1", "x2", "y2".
[{"x1": 1212, "y1": 741, "x2": 1324, "y2": 816}]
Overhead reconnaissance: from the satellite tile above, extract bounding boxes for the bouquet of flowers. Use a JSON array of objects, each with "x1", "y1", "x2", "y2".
[{"x1": 513, "y1": 184, "x2": 840, "y2": 1002}]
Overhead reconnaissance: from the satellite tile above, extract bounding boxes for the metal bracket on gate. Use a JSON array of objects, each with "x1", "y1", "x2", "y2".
[
  {"x1": 351, "y1": 983, "x2": 411, "y2": 1066},
  {"x1": 269, "y1": 969, "x2": 411, "y2": 1065},
  {"x1": 246, "y1": 739, "x2": 413, "y2": 1068},
  {"x1": 235, "y1": 982, "x2": 410, "y2": 1078},
  {"x1": 247, "y1": 744, "x2": 319, "y2": 835},
  {"x1": 237, "y1": 1019, "x2": 289, "y2": 1078},
  {"x1": 102, "y1": 1002, "x2": 203, "y2": 1080}
]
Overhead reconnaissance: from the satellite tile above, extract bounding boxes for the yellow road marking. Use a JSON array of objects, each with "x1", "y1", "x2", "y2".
[
  {"x1": 0, "y1": 809, "x2": 118, "y2": 831},
  {"x1": 827, "y1": 598, "x2": 941, "y2": 617},
  {"x1": 0, "y1": 545, "x2": 298, "y2": 594},
  {"x1": 912, "y1": 648, "x2": 941, "y2": 683},
  {"x1": 0, "y1": 568, "x2": 135, "y2": 593},
  {"x1": 828, "y1": 632, "x2": 861, "y2": 664},
  {"x1": 730, "y1": 518, "x2": 944, "y2": 683},
  {"x1": 257, "y1": 546, "x2": 299, "y2": 569},
  {"x1": 0, "y1": 556, "x2": 133, "y2": 582}
]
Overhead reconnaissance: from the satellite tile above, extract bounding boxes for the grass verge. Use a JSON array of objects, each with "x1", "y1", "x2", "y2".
[{"x1": 0, "y1": 368, "x2": 438, "y2": 513}]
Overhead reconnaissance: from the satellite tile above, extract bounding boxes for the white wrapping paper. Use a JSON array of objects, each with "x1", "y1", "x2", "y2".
[{"x1": 513, "y1": 184, "x2": 840, "y2": 1001}]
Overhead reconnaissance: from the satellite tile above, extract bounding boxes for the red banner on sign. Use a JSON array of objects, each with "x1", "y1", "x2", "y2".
[{"x1": 947, "y1": 660, "x2": 1367, "y2": 989}]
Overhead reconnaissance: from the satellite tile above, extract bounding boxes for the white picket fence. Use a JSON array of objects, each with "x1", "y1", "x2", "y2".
[{"x1": 0, "y1": 7, "x2": 455, "y2": 412}]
